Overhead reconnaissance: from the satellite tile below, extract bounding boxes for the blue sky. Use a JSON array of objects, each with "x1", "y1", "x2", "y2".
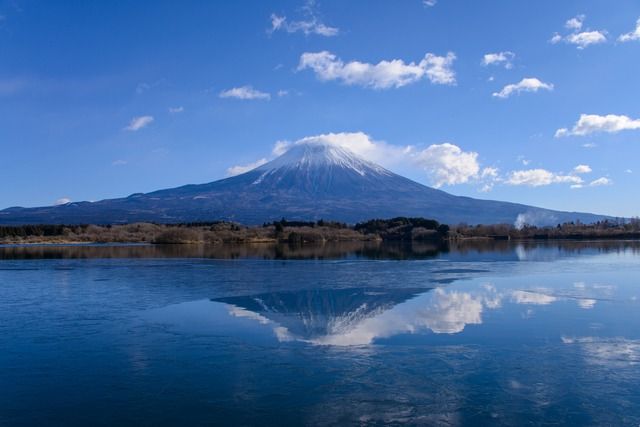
[{"x1": 1, "y1": 0, "x2": 639, "y2": 217}]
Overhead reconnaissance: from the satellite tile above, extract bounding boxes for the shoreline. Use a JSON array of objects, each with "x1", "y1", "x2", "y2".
[{"x1": 3, "y1": 236, "x2": 640, "y2": 246}]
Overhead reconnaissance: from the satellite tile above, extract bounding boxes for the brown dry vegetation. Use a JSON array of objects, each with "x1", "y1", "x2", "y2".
[
  {"x1": 0, "y1": 222, "x2": 374, "y2": 245},
  {"x1": 1, "y1": 217, "x2": 639, "y2": 245}
]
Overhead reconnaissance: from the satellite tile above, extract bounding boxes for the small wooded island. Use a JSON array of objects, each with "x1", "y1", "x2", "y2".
[{"x1": 1, "y1": 217, "x2": 639, "y2": 245}]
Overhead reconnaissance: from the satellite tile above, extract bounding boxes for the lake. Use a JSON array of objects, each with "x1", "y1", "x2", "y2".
[{"x1": 1, "y1": 241, "x2": 640, "y2": 426}]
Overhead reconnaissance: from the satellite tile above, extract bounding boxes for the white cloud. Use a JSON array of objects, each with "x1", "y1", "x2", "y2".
[
  {"x1": 269, "y1": 1, "x2": 338, "y2": 38},
  {"x1": 112, "y1": 159, "x2": 128, "y2": 166},
  {"x1": 482, "y1": 51, "x2": 515, "y2": 69},
  {"x1": 54, "y1": 197, "x2": 72, "y2": 206},
  {"x1": 571, "y1": 178, "x2": 609, "y2": 189},
  {"x1": 412, "y1": 143, "x2": 480, "y2": 187},
  {"x1": 589, "y1": 177, "x2": 612, "y2": 187},
  {"x1": 423, "y1": 0, "x2": 437, "y2": 6},
  {"x1": 505, "y1": 168, "x2": 582, "y2": 187},
  {"x1": 551, "y1": 15, "x2": 607, "y2": 49},
  {"x1": 270, "y1": 14, "x2": 286, "y2": 31},
  {"x1": 269, "y1": 13, "x2": 338, "y2": 37},
  {"x1": 226, "y1": 158, "x2": 269, "y2": 176},
  {"x1": 287, "y1": 132, "x2": 412, "y2": 167},
  {"x1": 492, "y1": 77, "x2": 553, "y2": 98},
  {"x1": 626, "y1": 169, "x2": 633, "y2": 174},
  {"x1": 566, "y1": 30, "x2": 607, "y2": 49},
  {"x1": 479, "y1": 167, "x2": 500, "y2": 192},
  {"x1": 565, "y1": 15, "x2": 585, "y2": 31},
  {"x1": 277, "y1": 90, "x2": 289, "y2": 97},
  {"x1": 298, "y1": 51, "x2": 456, "y2": 89},
  {"x1": 555, "y1": 114, "x2": 640, "y2": 137},
  {"x1": 573, "y1": 164, "x2": 592, "y2": 174},
  {"x1": 618, "y1": 17, "x2": 640, "y2": 42},
  {"x1": 272, "y1": 140, "x2": 291, "y2": 156},
  {"x1": 124, "y1": 115, "x2": 154, "y2": 131},
  {"x1": 168, "y1": 106, "x2": 184, "y2": 113},
  {"x1": 219, "y1": 85, "x2": 271, "y2": 100},
  {"x1": 550, "y1": 33, "x2": 563, "y2": 44}
]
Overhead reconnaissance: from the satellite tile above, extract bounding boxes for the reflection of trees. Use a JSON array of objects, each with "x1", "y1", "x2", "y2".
[
  {"x1": 449, "y1": 240, "x2": 640, "y2": 256},
  {"x1": 0, "y1": 240, "x2": 638, "y2": 260}
]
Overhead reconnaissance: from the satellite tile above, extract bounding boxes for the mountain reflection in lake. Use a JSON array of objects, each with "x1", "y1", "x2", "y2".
[{"x1": 2, "y1": 241, "x2": 640, "y2": 425}]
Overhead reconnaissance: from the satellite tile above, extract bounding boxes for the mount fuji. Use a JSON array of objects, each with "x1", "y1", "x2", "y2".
[{"x1": 0, "y1": 141, "x2": 609, "y2": 226}]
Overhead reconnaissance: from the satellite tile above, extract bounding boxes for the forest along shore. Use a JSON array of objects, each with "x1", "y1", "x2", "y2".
[{"x1": 0, "y1": 217, "x2": 639, "y2": 245}]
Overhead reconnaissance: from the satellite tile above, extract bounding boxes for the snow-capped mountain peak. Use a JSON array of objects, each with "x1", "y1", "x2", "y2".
[{"x1": 255, "y1": 141, "x2": 392, "y2": 177}]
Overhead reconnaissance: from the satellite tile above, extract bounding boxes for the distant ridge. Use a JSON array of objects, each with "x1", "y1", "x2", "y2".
[{"x1": 0, "y1": 141, "x2": 611, "y2": 226}]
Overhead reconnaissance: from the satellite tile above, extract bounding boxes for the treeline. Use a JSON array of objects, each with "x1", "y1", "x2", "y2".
[
  {"x1": 0, "y1": 217, "x2": 449, "y2": 244},
  {"x1": 2, "y1": 217, "x2": 640, "y2": 245},
  {"x1": 355, "y1": 217, "x2": 449, "y2": 241},
  {"x1": 264, "y1": 219, "x2": 349, "y2": 233},
  {"x1": 0, "y1": 224, "x2": 91, "y2": 238},
  {"x1": 453, "y1": 218, "x2": 640, "y2": 240}
]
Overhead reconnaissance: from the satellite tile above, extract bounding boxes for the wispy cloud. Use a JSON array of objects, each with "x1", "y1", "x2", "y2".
[
  {"x1": 481, "y1": 51, "x2": 515, "y2": 69},
  {"x1": 556, "y1": 114, "x2": 640, "y2": 137},
  {"x1": 505, "y1": 168, "x2": 583, "y2": 187},
  {"x1": 588, "y1": 177, "x2": 612, "y2": 187},
  {"x1": 168, "y1": 106, "x2": 184, "y2": 113},
  {"x1": 492, "y1": 77, "x2": 553, "y2": 98},
  {"x1": 565, "y1": 14, "x2": 585, "y2": 31},
  {"x1": 573, "y1": 164, "x2": 592, "y2": 174},
  {"x1": 618, "y1": 17, "x2": 640, "y2": 42},
  {"x1": 226, "y1": 158, "x2": 269, "y2": 176},
  {"x1": 571, "y1": 176, "x2": 613, "y2": 189},
  {"x1": 124, "y1": 115, "x2": 154, "y2": 131},
  {"x1": 269, "y1": 13, "x2": 338, "y2": 36},
  {"x1": 135, "y1": 79, "x2": 165, "y2": 94},
  {"x1": 422, "y1": 0, "x2": 437, "y2": 7},
  {"x1": 268, "y1": 0, "x2": 338, "y2": 37},
  {"x1": 298, "y1": 51, "x2": 456, "y2": 89},
  {"x1": 550, "y1": 15, "x2": 607, "y2": 49},
  {"x1": 219, "y1": 85, "x2": 271, "y2": 100}
]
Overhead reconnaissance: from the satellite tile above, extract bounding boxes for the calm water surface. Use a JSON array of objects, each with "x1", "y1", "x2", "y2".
[{"x1": 1, "y1": 241, "x2": 640, "y2": 426}]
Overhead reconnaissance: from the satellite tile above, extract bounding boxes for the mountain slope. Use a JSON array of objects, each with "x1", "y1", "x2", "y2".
[{"x1": 0, "y1": 141, "x2": 610, "y2": 225}]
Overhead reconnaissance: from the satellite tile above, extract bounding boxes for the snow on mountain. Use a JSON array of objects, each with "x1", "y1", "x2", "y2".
[{"x1": 256, "y1": 141, "x2": 392, "y2": 177}]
